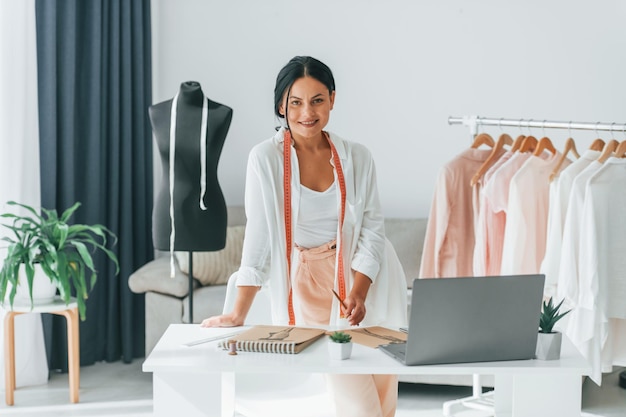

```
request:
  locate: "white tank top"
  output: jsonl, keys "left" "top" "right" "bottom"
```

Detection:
{"left": 295, "top": 181, "right": 338, "bottom": 249}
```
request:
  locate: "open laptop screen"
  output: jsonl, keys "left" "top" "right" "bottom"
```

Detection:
{"left": 381, "top": 274, "right": 545, "bottom": 366}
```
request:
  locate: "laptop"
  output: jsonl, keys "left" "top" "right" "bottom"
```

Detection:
{"left": 379, "top": 274, "right": 545, "bottom": 366}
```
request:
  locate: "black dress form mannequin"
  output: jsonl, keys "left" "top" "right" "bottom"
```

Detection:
{"left": 149, "top": 81, "right": 233, "bottom": 322}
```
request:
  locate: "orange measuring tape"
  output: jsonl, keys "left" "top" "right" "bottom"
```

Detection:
{"left": 283, "top": 129, "right": 347, "bottom": 325}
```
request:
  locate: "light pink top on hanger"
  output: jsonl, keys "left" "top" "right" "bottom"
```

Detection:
{"left": 500, "top": 151, "right": 570, "bottom": 276}
{"left": 419, "top": 148, "right": 495, "bottom": 278}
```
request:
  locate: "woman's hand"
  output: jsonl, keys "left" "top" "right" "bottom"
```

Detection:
{"left": 343, "top": 271, "right": 373, "bottom": 326}
{"left": 200, "top": 285, "right": 260, "bottom": 328}
{"left": 343, "top": 294, "right": 366, "bottom": 326}
{"left": 200, "top": 313, "right": 244, "bottom": 328}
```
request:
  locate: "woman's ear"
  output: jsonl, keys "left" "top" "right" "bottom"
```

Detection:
{"left": 329, "top": 90, "right": 336, "bottom": 110}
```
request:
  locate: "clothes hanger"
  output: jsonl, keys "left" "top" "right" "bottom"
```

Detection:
{"left": 605, "top": 123, "right": 625, "bottom": 157}
{"left": 596, "top": 139, "right": 619, "bottom": 163}
{"left": 519, "top": 136, "right": 537, "bottom": 153}
{"left": 510, "top": 134, "right": 526, "bottom": 152}
{"left": 589, "top": 122, "right": 606, "bottom": 152}
{"left": 614, "top": 140, "right": 626, "bottom": 158}
{"left": 510, "top": 118, "right": 526, "bottom": 152}
{"left": 549, "top": 123, "right": 579, "bottom": 182}
{"left": 470, "top": 132, "right": 495, "bottom": 149}
{"left": 533, "top": 137, "right": 556, "bottom": 156}
{"left": 533, "top": 121, "right": 556, "bottom": 156}
{"left": 566, "top": 138, "right": 580, "bottom": 159}
{"left": 516, "top": 119, "right": 537, "bottom": 152}
{"left": 470, "top": 120, "right": 513, "bottom": 186}
{"left": 589, "top": 139, "right": 605, "bottom": 151}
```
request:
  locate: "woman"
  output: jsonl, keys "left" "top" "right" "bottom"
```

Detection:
{"left": 202, "top": 56, "right": 407, "bottom": 417}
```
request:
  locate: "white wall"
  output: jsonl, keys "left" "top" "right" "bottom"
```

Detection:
{"left": 151, "top": 0, "right": 626, "bottom": 218}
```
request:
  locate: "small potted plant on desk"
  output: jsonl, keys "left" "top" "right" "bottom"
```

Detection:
{"left": 536, "top": 296, "right": 571, "bottom": 360}
{"left": 328, "top": 330, "right": 353, "bottom": 360}
{"left": 0, "top": 201, "right": 119, "bottom": 320}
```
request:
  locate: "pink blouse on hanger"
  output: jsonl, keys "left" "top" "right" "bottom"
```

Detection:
{"left": 500, "top": 151, "right": 569, "bottom": 276}
{"left": 419, "top": 148, "right": 495, "bottom": 278}
{"left": 480, "top": 152, "right": 532, "bottom": 275}
{"left": 473, "top": 151, "right": 513, "bottom": 276}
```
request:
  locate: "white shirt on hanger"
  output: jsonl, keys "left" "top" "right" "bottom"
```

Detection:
{"left": 575, "top": 157, "right": 626, "bottom": 384}
{"left": 556, "top": 161, "right": 603, "bottom": 309}
{"left": 541, "top": 150, "right": 600, "bottom": 295}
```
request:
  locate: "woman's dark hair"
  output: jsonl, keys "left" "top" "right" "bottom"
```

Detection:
{"left": 274, "top": 56, "right": 336, "bottom": 119}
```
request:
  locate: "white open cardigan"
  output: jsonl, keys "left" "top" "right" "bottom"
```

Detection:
{"left": 234, "top": 128, "right": 407, "bottom": 328}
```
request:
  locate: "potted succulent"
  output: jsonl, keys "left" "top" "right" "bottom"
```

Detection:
{"left": 0, "top": 201, "right": 119, "bottom": 320}
{"left": 328, "top": 330, "right": 353, "bottom": 360}
{"left": 536, "top": 296, "right": 571, "bottom": 360}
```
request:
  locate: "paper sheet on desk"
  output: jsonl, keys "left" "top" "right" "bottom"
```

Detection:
{"left": 333, "top": 326, "right": 407, "bottom": 348}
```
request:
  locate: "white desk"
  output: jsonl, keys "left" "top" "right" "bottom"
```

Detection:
{"left": 143, "top": 324, "right": 590, "bottom": 417}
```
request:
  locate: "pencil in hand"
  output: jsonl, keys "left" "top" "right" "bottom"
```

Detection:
{"left": 331, "top": 289, "right": 348, "bottom": 317}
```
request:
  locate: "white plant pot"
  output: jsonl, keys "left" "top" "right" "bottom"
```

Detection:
{"left": 536, "top": 331, "right": 563, "bottom": 360}
{"left": 328, "top": 341, "right": 352, "bottom": 360}
{"left": 14, "top": 264, "right": 57, "bottom": 304}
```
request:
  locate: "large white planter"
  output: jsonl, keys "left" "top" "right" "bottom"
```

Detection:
{"left": 536, "top": 332, "right": 562, "bottom": 360}
{"left": 328, "top": 341, "right": 352, "bottom": 360}
{"left": 15, "top": 264, "right": 57, "bottom": 304}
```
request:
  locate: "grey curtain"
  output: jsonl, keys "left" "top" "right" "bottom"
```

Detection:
{"left": 35, "top": 0, "right": 153, "bottom": 369}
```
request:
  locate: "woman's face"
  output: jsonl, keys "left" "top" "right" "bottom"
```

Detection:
{"left": 280, "top": 76, "right": 335, "bottom": 141}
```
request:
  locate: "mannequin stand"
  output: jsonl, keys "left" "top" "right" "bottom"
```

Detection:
{"left": 188, "top": 251, "right": 194, "bottom": 323}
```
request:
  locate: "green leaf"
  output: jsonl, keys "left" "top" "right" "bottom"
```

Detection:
{"left": 0, "top": 200, "right": 119, "bottom": 321}
{"left": 538, "top": 296, "right": 571, "bottom": 333}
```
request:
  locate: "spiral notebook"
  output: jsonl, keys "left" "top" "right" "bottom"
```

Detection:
{"left": 219, "top": 325, "right": 326, "bottom": 354}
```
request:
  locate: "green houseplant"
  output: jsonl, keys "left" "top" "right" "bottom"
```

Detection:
{"left": 0, "top": 201, "right": 119, "bottom": 320}
{"left": 536, "top": 296, "right": 571, "bottom": 360}
{"left": 329, "top": 331, "right": 352, "bottom": 344}
{"left": 328, "top": 331, "right": 353, "bottom": 360}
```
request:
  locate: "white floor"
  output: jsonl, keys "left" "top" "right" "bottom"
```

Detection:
{"left": 0, "top": 359, "right": 623, "bottom": 416}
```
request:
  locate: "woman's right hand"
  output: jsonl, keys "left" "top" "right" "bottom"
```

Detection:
{"left": 200, "top": 313, "right": 243, "bottom": 327}
{"left": 200, "top": 313, "right": 244, "bottom": 328}
{"left": 201, "top": 285, "right": 260, "bottom": 328}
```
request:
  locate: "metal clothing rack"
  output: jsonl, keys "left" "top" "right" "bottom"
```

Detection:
{"left": 448, "top": 115, "right": 626, "bottom": 141}
{"left": 442, "top": 115, "right": 626, "bottom": 417}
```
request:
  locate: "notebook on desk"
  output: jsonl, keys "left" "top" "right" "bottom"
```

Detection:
{"left": 379, "top": 274, "right": 545, "bottom": 366}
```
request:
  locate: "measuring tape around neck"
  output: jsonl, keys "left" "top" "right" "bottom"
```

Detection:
{"left": 283, "top": 129, "right": 347, "bottom": 325}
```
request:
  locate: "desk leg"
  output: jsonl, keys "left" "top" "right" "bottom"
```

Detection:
{"left": 4, "top": 312, "right": 16, "bottom": 406}
{"left": 222, "top": 372, "right": 235, "bottom": 417}
{"left": 495, "top": 374, "right": 581, "bottom": 417}
{"left": 153, "top": 372, "right": 231, "bottom": 417}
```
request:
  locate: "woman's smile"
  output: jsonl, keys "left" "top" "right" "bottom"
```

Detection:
{"left": 280, "top": 76, "right": 335, "bottom": 142}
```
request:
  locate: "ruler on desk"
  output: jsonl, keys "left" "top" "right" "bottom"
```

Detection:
{"left": 183, "top": 330, "right": 244, "bottom": 347}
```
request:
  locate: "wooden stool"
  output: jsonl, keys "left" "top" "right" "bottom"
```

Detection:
{"left": 3, "top": 297, "right": 79, "bottom": 405}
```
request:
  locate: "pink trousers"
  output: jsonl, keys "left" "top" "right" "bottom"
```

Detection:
{"left": 294, "top": 240, "right": 398, "bottom": 417}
